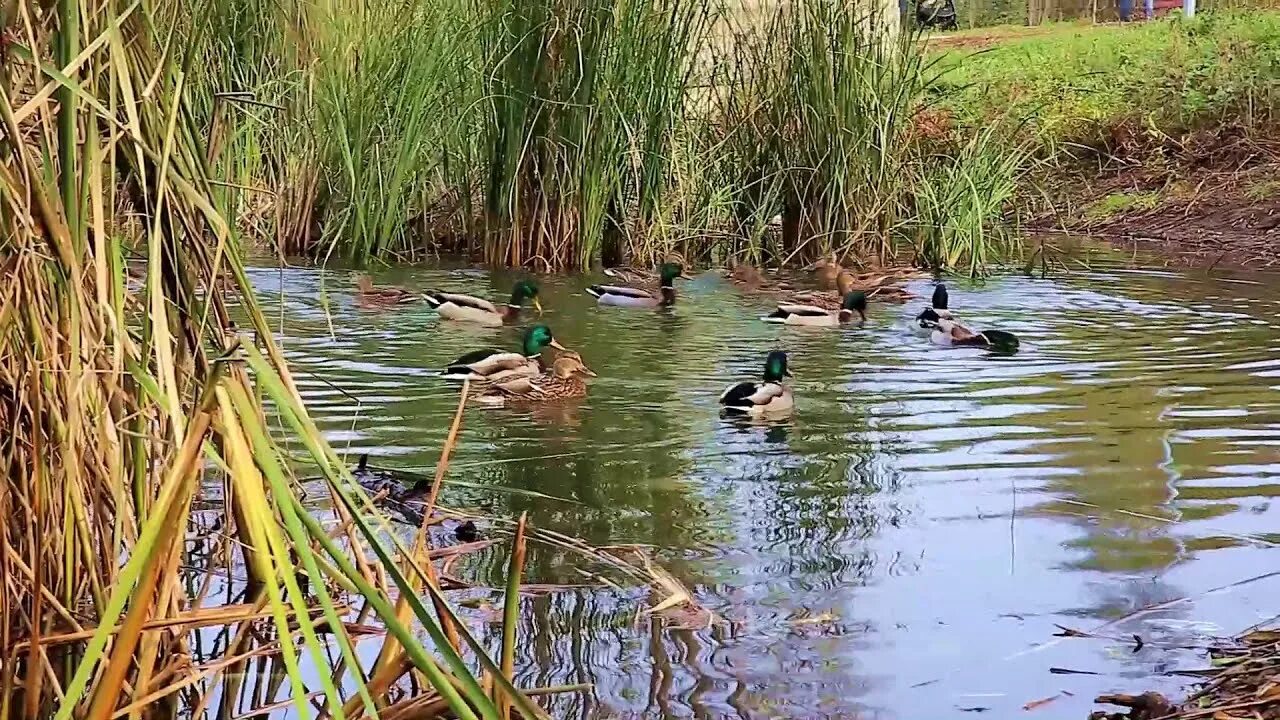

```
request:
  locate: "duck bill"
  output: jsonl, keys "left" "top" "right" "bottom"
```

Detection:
{"left": 549, "top": 339, "right": 567, "bottom": 351}
{"left": 533, "top": 298, "right": 544, "bottom": 316}
{"left": 582, "top": 367, "right": 598, "bottom": 377}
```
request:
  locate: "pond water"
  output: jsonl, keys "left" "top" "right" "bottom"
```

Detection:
{"left": 244, "top": 249, "right": 1280, "bottom": 719}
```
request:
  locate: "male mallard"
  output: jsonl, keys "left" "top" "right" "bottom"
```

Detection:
{"left": 355, "top": 274, "right": 417, "bottom": 305}
{"left": 719, "top": 351, "right": 795, "bottom": 417}
{"left": 424, "top": 280, "right": 542, "bottom": 327}
{"left": 762, "top": 291, "right": 867, "bottom": 327}
{"left": 912, "top": 284, "right": 956, "bottom": 335}
{"left": 587, "top": 262, "right": 688, "bottom": 307}
{"left": 441, "top": 324, "right": 565, "bottom": 383}
{"left": 917, "top": 308, "right": 1019, "bottom": 352}
{"left": 475, "top": 351, "right": 596, "bottom": 406}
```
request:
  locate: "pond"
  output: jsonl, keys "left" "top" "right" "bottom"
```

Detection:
{"left": 243, "top": 249, "right": 1280, "bottom": 719}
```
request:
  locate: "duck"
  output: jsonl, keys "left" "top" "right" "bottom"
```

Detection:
{"left": 913, "top": 283, "right": 956, "bottom": 333}
{"left": 916, "top": 308, "right": 1019, "bottom": 352}
{"left": 423, "top": 280, "right": 542, "bottom": 327}
{"left": 355, "top": 274, "right": 418, "bottom": 305}
{"left": 786, "top": 268, "right": 858, "bottom": 309}
{"left": 719, "top": 351, "right": 795, "bottom": 417}
{"left": 441, "top": 324, "right": 566, "bottom": 383}
{"left": 587, "top": 262, "right": 689, "bottom": 307}
{"left": 475, "top": 351, "right": 597, "bottom": 406}
{"left": 803, "top": 253, "right": 843, "bottom": 290}
{"left": 762, "top": 291, "right": 867, "bottom": 327}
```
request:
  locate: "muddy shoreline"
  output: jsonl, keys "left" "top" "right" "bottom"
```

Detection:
{"left": 1029, "top": 142, "right": 1280, "bottom": 272}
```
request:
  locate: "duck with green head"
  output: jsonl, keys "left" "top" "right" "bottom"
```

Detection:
{"left": 587, "top": 263, "right": 689, "bottom": 307}
{"left": 441, "top": 324, "right": 565, "bottom": 383}
{"left": 762, "top": 290, "right": 867, "bottom": 327}
{"left": 424, "top": 280, "right": 542, "bottom": 327}
{"left": 719, "top": 351, "right": 795, "bottom": 417}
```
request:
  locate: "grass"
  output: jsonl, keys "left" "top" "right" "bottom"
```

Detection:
{"left": 1084, "top": 191, "right": 1163, "bottom": 220}
{"left": 170, "top": 0, "right": 1030, "bottom": 272}
{"left": 0, "top": 0, "right": 584, "bottom": 716}
{"left": 934, "top": 11, "right": 1280, "bottom": 154}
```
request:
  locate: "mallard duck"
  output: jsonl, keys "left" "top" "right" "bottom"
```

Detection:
{"left": 441, "top": 324, "right": 565, "bottom": 383}
{"left": 587, "top": 262, "right": 688, "bottom": 307}
{"left": 762, "top": 291, "right": 867, "bottom": 326}
{"left": 803, "top": 253, "right": 843, "bottom": 290}
{"left": 916, "top": 308, "right": 1019, "bottom": 352}
{"left": 475, "top": 351, "right": 596, "bottom": 406}
{"left": 423, "top": 280, "right": 542, "bottom": 327}
{"left": 719, "top": 351, "right": 795, "bottom": 417}
{"left": 355, "top": 274, "right": 417, "bottom": 305}
{"left": 787, "top": 269, "right": 857, "bottom": 310}
{"left": 913, "top": 284, "right": 956, "bottom": 335}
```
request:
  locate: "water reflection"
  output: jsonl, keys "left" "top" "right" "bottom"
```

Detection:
{"left": 227, "top": 250, "right": 1280, "bottom": 719}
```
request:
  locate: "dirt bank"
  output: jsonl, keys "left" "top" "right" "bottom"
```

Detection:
{"left": 1029, "top": 136, "right": 1280, "bottom": 271}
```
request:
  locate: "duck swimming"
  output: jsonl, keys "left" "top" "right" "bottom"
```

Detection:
{"left": 587, "top": 263, "right": 689, "bottom": 307}
{"left": 441, "top": 324, "right": 565, "bottom": 383}
{"left": 917, "top": 308, "right": 1019, "bottom": 352}
{"left": 355, "top": 274, "right": 417, "bottom": 305}
{"left": 475, "top": 351, "right": 597, "bottom": 406}
{"left": 719, "top": 351, "right": 795, "bottom": 417}
{"left": 762, "top": 291, "right": 867, "bottom": 326}
{"left": 424, "top": 280, "right": 542, "bottom": 327}
{"left": 914, "top": 284, "right": 955, "bottom": 334}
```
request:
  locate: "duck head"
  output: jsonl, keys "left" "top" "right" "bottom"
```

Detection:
{"left": 552, "top": 352, "right": 597, "bottom": 379}
{"left": 839, "top": 291, "right": 868, "bottom": 322}
{"left": 764, "top": 350, "right": 792, "bottom": 383}
{"left": 931, "top": 284, "right": 948, "bottom": 310}
{"left": 658, "top": 262, "right": 689, "bottom": 288}
{"left": 522, "top": 324, "right": 565, "bottom": 357}
{"left": 510, "top": 280, "right": 542, "bottom": 315}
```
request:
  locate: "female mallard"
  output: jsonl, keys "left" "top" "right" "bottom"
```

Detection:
{"left": 917, "top": 308, "right": 1019, "bottom": 352}
{"left": 424, "top": 280, "right": 542, "bottom": 327}
{"left": 476, "top": 352, "right": 596, "bottom": 406}
{"left": 762, "top": 291, "right": 867, "bottom": 327}
{"left": 719, "top": 351, "right": 795, "bottom": 417}
{"left": 355, "top": 274, "right": 417, "bottom": 305}
{"left": 803, "top": 253, "right": 844, "bottom": 290}
{"left": 786, "top": 269, "right": 857, "bottom": 310}
{"left": 441, "top": 324, "right": 565, "bottom": 383}
{"left": 587, "top": 262, "right": 688, "bottom": 307}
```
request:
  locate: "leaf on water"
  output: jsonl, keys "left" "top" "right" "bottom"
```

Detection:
{"left": 1022, "top": 694, "right": 1061, "bottom": 711}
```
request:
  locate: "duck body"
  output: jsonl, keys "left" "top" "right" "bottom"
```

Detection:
{"left": 917, "top": 309, "right": 1019, "bottom": 352}
{"left": 441, "top": 324, "right": 565, "bottom": 382}
{"left": 424, "top": 281, "right": 541, "bottom": 327}
{"left": 719, "top": 351, "right": 795, "bottom": 417}
{"left": 762, "top": 291, "right": 867, "bottom": 327}
{"left": 476, "top": 352, "right": 596, "bottom": 406}
{"left": 355, "top": 274, "right": 417, "bottom": 305}
{"left": 588, "top": 263, "right": 686, "bottom": 308}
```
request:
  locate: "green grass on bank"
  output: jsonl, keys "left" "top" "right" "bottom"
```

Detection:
{"left": 935, "top": 12, "right": 1280, "bottom": 153}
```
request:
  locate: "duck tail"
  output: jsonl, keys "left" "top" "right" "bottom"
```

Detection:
{"left": 585, "top": 286, "right": 603, "bottom": 298}
{"left": 422, "top": 292, "right": 443, "bottom": 308}
{"left": 759, "top": 309, "right": 788, "bottom": 323}
{"left": 981, "top": 329, "right": 1020, "bottom": 353}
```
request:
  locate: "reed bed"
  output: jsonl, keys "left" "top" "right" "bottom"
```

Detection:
{"left": 178, "top": 0, "right": 1028, "bottom": 273}
{"left": 1, "top": 0, "right": 714, "bottom": 716}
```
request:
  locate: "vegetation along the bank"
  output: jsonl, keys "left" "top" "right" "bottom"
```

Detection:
{"left": 178, "top": 0, "right": 1041, "bottom": 272}
{"left": 1, "top": 0, "right": 710, "bottom": 716}
{"left": 934, "top": 12, "right": 1280, "bottom": 266}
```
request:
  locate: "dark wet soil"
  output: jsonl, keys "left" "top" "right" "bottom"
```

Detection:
{"left": 1031, "top": 134, "right": 1280, "bottom": 271}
